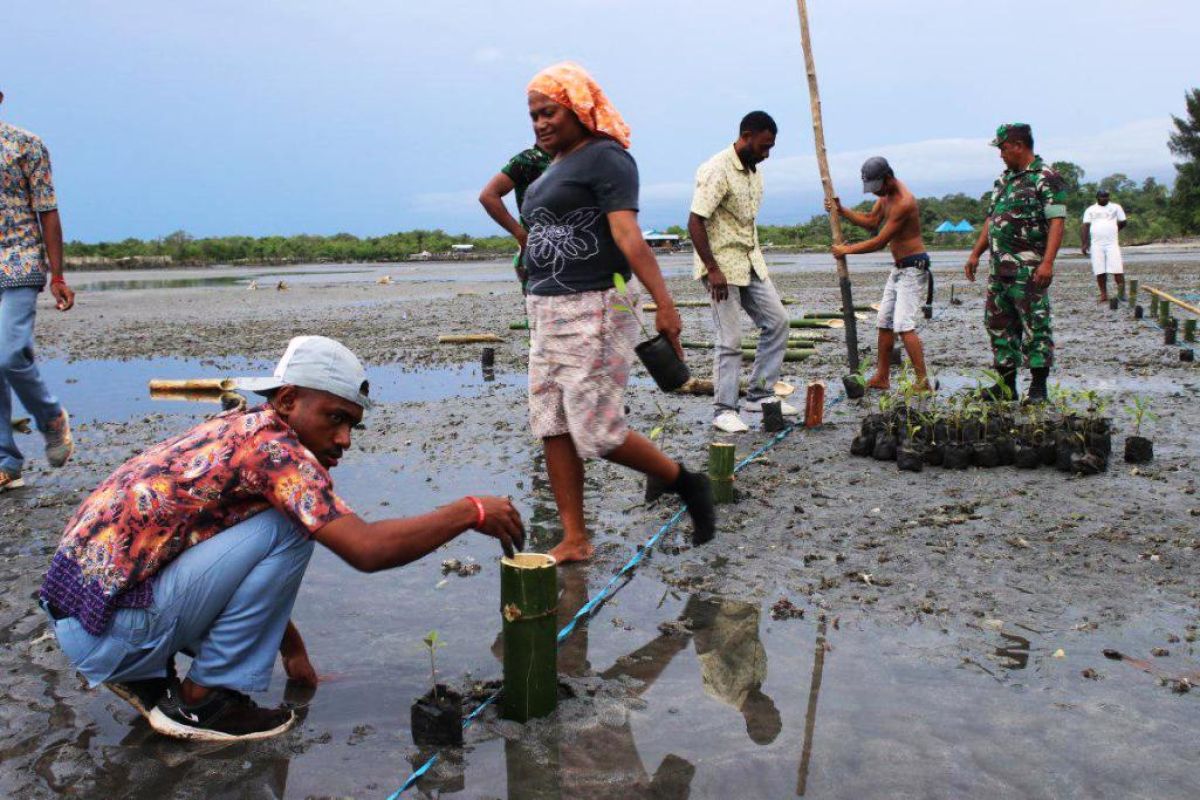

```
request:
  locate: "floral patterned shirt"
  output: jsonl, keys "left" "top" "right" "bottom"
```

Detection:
{"left": 1, "top": 121, "right": 57, "bottom": 290}
{"left": 690, "top": 145, "right": 768, "bottom": 287}
{"left": 41, "top": 405, "right": 353, "bottom": 635}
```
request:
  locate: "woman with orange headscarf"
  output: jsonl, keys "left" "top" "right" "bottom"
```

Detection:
{"left": 520, "top": 62, "right": 714, "bottom": 563}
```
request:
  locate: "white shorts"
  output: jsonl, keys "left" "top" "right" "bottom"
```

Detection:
{"left": 1090, "top": 241, "right": 1123, "bottom": 275}
{"left": 876, "top": 267, "right": 928, "bottom": 333}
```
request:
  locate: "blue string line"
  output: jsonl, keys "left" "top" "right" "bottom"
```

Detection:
{"left": 387, "top": 389, "right": 845, "bottom": 797}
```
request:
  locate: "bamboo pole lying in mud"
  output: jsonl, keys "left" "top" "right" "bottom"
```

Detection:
{"left": 641, "top": 301, "right": 874, "bottom": 313}
{"left": 437, "top": 334, "right": 506, "bottom": 344}
{"left": 746, "top": 349, "right": 812, "bottom": 362}
{"left": 1145, "top": 286, "right": 1200, "bottom": 318}
{"left": 150, "top": 389, "right": 241, "bottom": 405}
{"left": 501, "top": 553, "right": 558, "bottom": 723}
{"left": 681, "top": 339, "right": 816, "bottom": 351}
{"left": 148, "top": 378, "right": 235, "bottom": 393}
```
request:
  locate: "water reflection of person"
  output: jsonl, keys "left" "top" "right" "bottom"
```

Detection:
{"left": 682, "top": 596, "right": 781, "bottom": 746}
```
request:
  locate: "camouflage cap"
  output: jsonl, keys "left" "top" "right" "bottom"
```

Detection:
{"left": 990, "top": 123, "right": 1032, "bottom": 147}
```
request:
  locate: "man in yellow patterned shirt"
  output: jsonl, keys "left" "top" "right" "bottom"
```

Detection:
{"left": 688, "top": 112, "right": 794, "bottom": 433}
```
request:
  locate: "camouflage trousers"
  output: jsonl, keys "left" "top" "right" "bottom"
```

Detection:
{"left": 984, "top": 267, "right": 1054, "bottom": 369}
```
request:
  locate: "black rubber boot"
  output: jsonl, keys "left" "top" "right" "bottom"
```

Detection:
{"left": 982, "top": 365, "right": 1018, "bottom": 402}
{"left": 1027, "top": 367, "right": 1050, "bottom": 402}
{"left": 669, "top": 465, "right": 715, "bottom": 546}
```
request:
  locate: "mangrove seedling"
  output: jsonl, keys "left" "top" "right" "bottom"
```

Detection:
{"left": 612, "top": 273, "right": 653, "bottom": 340}
{"left": 1126, "top": 395, "right": 1155, "bottom": 438}
{"left": 422, "top": 629, "right": 445, "bottom": 692}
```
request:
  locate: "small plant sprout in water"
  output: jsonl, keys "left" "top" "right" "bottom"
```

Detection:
{"left": 1126, "top": 395, "right": 1155, "bottom": 437}
{"left": 422, "top": 629, "right": 445, "bottom": 692}
{"left": 611, "top": 273, "right": 653, "bottom": 340}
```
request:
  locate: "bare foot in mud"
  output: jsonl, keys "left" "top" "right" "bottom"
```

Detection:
{"left": 866, "top": 376, "right": 890, "bottom": 392}
{"left": 549, "top": 538, "right": 594, "bottom": 564}
{"left": 912, "top": 379, "right": 934, "bottom": 394}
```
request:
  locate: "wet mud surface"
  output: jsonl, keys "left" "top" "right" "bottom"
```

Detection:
{"left": 2, "top": 249, "right": 1199, "bottom": 798}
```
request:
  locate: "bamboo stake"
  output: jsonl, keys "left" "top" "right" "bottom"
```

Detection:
{"left": 1128, "top": 279, "right": 1138, "bottom": 305}
{"left": 437, "top": 334, "right": 505, "bottom": 344}
{"left": 745, "top": 349, "right": 812, "bottom": 362}
{"left": 796, "top": 0, "right": 859, "bottom": 372}
{"left": 1146, "top": 286, "right": 1200, "bottom": 318}
{"left": 148, "top": 378, "right": 235, "bottom": 392}
{"left": 796, "top": 616, "right": 828, "bottom": 796}
{"left": 501, "top": 553, "right": 558, "bottom": 722}
{"left": 708, "top": 442, "right": 736, "bottom": 504}
{"left": 1184, "top": 318, "right": 1196, "bottom": 343}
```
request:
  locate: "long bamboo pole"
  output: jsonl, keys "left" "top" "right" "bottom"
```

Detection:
{"left": 796, "top": 0, "right": 860, "bottom": 372}
{"left": 1146, "top": 286, "right": 1200, "bottom": 317}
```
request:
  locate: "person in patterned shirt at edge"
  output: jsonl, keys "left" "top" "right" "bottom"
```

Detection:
{"left": 479, "top": 144, "right": 551, "bottom": 290}
{"left": 39, "top": 336, "right": 525, "bottom": 742}
{"left": 689, "top": 112, "right": 799, "bottom": 434}
{"left": 964, "top": 123, "right": 1067, "bottom": 403}
{"left": 0, "top": 89, "right": 76, "bottom": 491}
{"left": 521, "top": 62, "right": 714, "bottom": 563}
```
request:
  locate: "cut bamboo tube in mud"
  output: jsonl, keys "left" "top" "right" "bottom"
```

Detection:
{"left": 1185, "top": 318, "right": 1197, "bottom": 343}
{"left": 745, "top": 349, "right": 812, "bottom": 362}
{"left": 437, "top": 334, "right": 505, "bottom": 344}
{"left": 148, "top": 378, "right": 235, "bottom": 393}
{"left": 1128, "top": 279, "right": 1139, "bottom": 305}
{"left": 501, "top": 553, "right": 558, "bottom": 723}
{"left": 150, "top": 390, "right": 245, "bottom": 407}
{"left": 1145, "top": 286, "right": 1200, "bottom": 318}
{"left": 508, "top": 320, "right": 530, "bottom": 330}
{"left": 708, "top": 442, "right": 736, "bottom": 504}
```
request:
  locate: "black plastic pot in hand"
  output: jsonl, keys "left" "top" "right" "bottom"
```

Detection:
{"left": 412, "top": 685, "right": 464, "bottom": 747}
{"left": 635, "top": 334, "right": 691, "bottom": 392}
{"left": 943, "top": 443, "right": 971, "bottom": 469}
{"left": 1124, "top": 435, "right": 1154, "bottom": 463}
{"left": 1014, "top": 444, "right": 1041, "bottom": 469}
{"left": 843, "top": 375, "right": 865, "bottom": 399}
{"left": 850, "top": 431, "right": 876, "bottom": 457}
{"left": 873, "top": 434, "right": 898, "bottom": 461}
{"left": 896, "top": 444, "right": 924, "bottom": 472}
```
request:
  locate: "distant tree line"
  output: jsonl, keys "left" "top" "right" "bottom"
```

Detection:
{"left": 66, "top": 89, "right": 1200, "bottom": 265}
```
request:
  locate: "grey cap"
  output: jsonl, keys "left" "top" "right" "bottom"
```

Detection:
{"left": 861, "top": 156, "right": 893, "bottom": 193}
{"left": 237, "top": 335, "right": 372, "bottom": 409}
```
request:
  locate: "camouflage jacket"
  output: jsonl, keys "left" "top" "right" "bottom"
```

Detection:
{"left": 985, "top": 156, "right": 1067, "bottom": 278}
{"left": 500, "top": 145, "right": 551, "bottom": 224}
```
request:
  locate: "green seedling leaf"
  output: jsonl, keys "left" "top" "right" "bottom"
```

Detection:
{"left": 613, "top": 304, "right": 632, "bottom": 313}
{"left": 613, "top": 273, "right": 628, "bottom": 294}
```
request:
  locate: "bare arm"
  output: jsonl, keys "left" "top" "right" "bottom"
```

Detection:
{"left": 38, "top": 209, "right": 74, "bottom": 311}
{"left": 1080, "top": 222, "right": 1091, "bottom": 254}
{"left": 608, "top": 209, "right": 683, "bottom": 356}
{"left": 688, "top": 211, "right": 728, "bottom": 301}
{"left": 478, "top": 173, "right": 526, "bottom": 245}
{"left": 825, "top": 196, "right": 882, "bottom": 230}
{"left": 314, "top": 496, "right": 524, "bottom": 573}
{"left": 964, "top": 221, "right": 990, "bottom": 282}
{"left": 835, "top": 204, "right": 907, "bottom": 256}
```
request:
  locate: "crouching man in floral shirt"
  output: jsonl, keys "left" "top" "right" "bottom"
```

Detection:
{"left": 39, "top": 336, "right": 524, "bottom": 741}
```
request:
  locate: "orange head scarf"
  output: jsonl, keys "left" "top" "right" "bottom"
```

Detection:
{"left": 526, "top": 62, "right": 632, "bottom": 150}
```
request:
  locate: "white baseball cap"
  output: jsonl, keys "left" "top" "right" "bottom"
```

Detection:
{"left": 237, "top": 335, "right": 372, "bottom": 410}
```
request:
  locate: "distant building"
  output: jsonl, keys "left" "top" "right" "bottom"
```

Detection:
{"left": 408, "top": 250, "right": 433, "bottom": 261}
{"left": 450, "top": 243, "right": 475, "bottom": 252}
{"left": 642, "top": 229, "right": 681, "bottom": 251}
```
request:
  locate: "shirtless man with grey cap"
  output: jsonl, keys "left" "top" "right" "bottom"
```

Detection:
{"left": 826, "top": 157, "right": 932, "bottom": 391}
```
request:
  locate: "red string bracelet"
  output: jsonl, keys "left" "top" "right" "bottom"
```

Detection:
{"left": 465, "top": 496, "right": 486, "bottom": 529}
{"left": 51, "top": 275, "right": 67, "bottom": 285}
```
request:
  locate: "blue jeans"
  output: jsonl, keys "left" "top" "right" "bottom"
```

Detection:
{"left": 707, "top": 272, "right": 789, "bottom": 413}
{"left": 51, "top": 509, "right": 314, "bottom": 692}
{"left": 0, "top": 286, "right": 62, "bottom": 473}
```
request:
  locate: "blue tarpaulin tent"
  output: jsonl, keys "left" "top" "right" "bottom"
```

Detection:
{"left": 953, "top": 220, "right": 975, "bottom": 233}
{"left": 934, "top": 220, "right": 956, "bottom": 234}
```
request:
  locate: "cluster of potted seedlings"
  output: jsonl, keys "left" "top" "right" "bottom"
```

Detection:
{"left": 849, "top": 370, "right": 1156, "bottom": 474}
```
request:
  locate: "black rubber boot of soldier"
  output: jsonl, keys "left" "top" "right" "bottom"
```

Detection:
{"left": 1027, "top": 367, "right": 1050, "bottom": 402}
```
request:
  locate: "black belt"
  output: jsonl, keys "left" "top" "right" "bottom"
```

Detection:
{"left": 42, "top": 600, "right": 69, "bottom": 621}
{"left": 893, "top": 254, "right": 935, "bottom": 319}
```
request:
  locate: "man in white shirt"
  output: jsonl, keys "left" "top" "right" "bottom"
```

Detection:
{"left": 1081, "top": 190, "right": 1127, "bottom": 303}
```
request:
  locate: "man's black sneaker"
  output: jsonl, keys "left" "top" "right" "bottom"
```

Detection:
{"left": 106, "top": 677, "right": 172, "bottom": 721}
{"left": 670, "top": 465, "right": 716, "bottom": 546}
{"left": 149, "top": 683, "right": 296, "bottom": 741}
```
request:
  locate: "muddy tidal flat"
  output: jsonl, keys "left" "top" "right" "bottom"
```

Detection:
{"left": 3, "top": 248, "right": 1199, "bottom": 799}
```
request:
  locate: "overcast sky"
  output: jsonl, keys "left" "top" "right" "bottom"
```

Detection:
{"left": 4, "top": 0, "right": 1196, "bottom": 241}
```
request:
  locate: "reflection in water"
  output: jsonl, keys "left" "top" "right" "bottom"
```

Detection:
{"left": 797, "top": 617, "right": 828, "bottom": 797}
{"left": 995, "top": 632, "right": 1031, "bottom": 670}
{"left": 682, "top": 596, "right": 782, "bottom": 747}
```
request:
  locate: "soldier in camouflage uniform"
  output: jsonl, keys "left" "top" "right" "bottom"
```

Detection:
{"left": 964, "top": 123, "right": 1067, "bottom": 402}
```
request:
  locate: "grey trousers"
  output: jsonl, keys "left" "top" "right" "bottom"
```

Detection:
{"left": 707, "top": 272, "right": 789, "bottom": 413}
